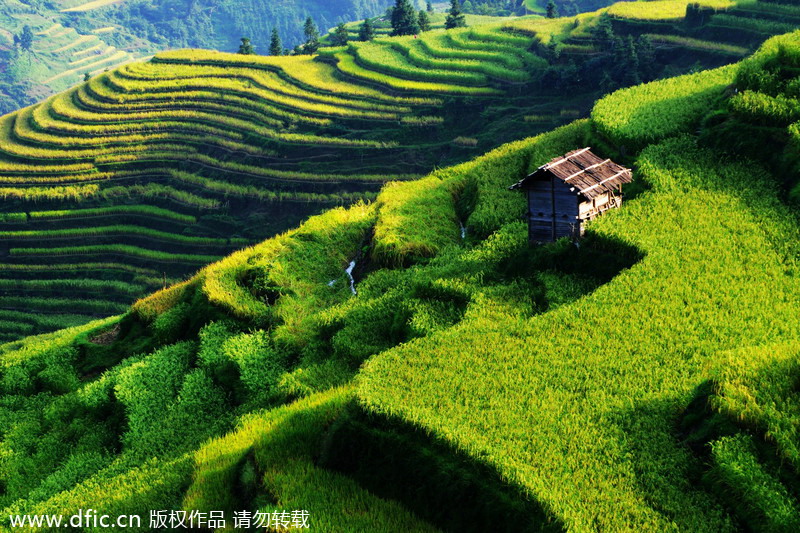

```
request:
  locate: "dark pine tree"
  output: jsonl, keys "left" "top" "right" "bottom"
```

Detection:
{"left": 269, "top": 29, "right": 282, "bottom": 56}
{"left": 685, "top": 2, "right": 708, "bottom": 27}
{"left": 636, "top": 34, "right": 657, "bottom": 81}
{"left": 418, "top": 10, "right": 432, "bottom": 32}
{"left": 613, "top": 35, "right": 640, "bottom": 87}
{"left": 359, "top": 19, "right": 376, "bottom": 41}
{"left": 303, "top": 17, "right": 320, "bottom": 54}
{"left": 591, "top": 13, "right": 615, "bottom": 51}
{"left": 332, "top": 23, "right": 349, "bottom": 46}
{"left": 18, "top": 26, "right": 33, "bottom": 51}
{"left": 391, "top": 0, "right": 421, "bottom": 36}
{"left": 427, "top": 0, "right": 434, "bottom": 12}
{"left": 237, "top": 37, "right": 255, "bottom": 55}
{"left": 546, "top": 0, "right": 558, "bottom": 18}
{"left": 445, "top": 0, "right": 467, "bottom": 29}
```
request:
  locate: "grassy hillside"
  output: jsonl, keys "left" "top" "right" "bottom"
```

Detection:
{"left": 2, "top": 0, "right": 798, "bottom": 343}
{"left": 1, "top": 28, "right": 800, "bottom": 531}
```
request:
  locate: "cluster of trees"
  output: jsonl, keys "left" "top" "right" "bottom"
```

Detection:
{"left": 461, "top": 0, "right": 527, "bottom": 16}
{"left": 445, "top": 0, "right": 468, "bottom": 29}
{"left": 389, "top": 0, "right": 467, "bottom": 36}
{"left": 239, "top": 16, "right": 321, "bottom": 56}
{"left": 539, "top": 0, "right": 611, "bottom": 18}
{"left": 251, "top": 0, "right": 474, "bottom": 54}
{"left": 12, "top": 25, "right": 34, "bottom": 51}
{"left": 97, "top": 0, "right": 392, "bottom": 53}
{"left": 109, "top": 0, "right": 216, "bottom": 48}
{"left": 0, "top": 25, "right": 38, "bottom": 113}
{"left": 389, "top": 0, "right": 430, "bottom": 36}
{"left": 540, "top": 16, "right": 659, "bottom": 92}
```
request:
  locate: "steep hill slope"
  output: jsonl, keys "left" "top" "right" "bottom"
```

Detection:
{"left": 0, "top": 0, "right": 395, "bottom": 113}
{"left": 1, "top": 29, "right": 800, "bottom": 531}
{"left": 0, "top": 21, "right": 556, "bottom": 343}
{"left": 2, "top": 0, "right": 798, "bottom": 343}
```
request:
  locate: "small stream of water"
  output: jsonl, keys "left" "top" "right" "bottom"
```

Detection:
{"left": 345, "top": 260, "right": 357, "bottom": 295}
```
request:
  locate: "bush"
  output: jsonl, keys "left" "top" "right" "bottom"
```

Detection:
{"left": 115, "top": 342, "right": 193, "bottom": 452}
{"left": 197, "top": 321, "right": 241, "bottom": 391}
{"left": 222, "top": 331, "right": 288, "bottom": 407}
{"left": 151, "top": 302, "right": 191, "bottom": 344}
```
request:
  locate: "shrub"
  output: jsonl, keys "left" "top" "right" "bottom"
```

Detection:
{"left": 221, "top": 331, "right": 287, "bottom": 406}
{"left": 151, "top": 302, "right": 191, "bottom": 344}
{"left": 114, "top": 342, "right": 193, "bottom": 450}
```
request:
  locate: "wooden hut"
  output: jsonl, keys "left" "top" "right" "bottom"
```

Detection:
{"left": 509, "top": 147, "right": 632, "bottom": 242}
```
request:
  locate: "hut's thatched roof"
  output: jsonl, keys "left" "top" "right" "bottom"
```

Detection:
{"left": 509, "top": 147, "right": 632, "bottom": 199}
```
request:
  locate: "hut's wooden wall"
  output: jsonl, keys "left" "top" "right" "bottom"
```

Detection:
{"left": 553, "top": 178, "right": 580, "bottom": 240}
{"left": 526, "top": 177, "right": 580, "bottom": 242}
{"left": 527, "top": 179, "right": 553, "bottom": 242}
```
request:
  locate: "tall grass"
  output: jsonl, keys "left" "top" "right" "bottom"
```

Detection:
{"left": 592, "top": 64, "right": 737, "bottom": 151}
{"left": 359, "top": 136, "right": 800, "bottom": 531}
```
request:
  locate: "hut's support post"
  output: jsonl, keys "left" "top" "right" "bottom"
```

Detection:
{"left": 550, "top": 176, "right": 556, "bottom": 242}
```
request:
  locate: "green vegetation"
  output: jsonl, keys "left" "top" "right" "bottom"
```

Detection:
{"left": 0, "top": 32, "right": 800, "bottom": 531}
{"left": 3, "top": 11, "right": 800, "bottom": 532}
{"left": 1, "top": 13, "right": 614, "bottom": 340}
{"left": 592, "top": 64, "right": 737, "bottom": 151}
{"left": 446, "top": 0, "right": 469, "bottom": 29}
{"left": 1, "top": 0, "right": 798, "bottom": 348}
{"left": 0, "top": 0, "right": 399, "bottom": 113}
{"left": 390, "top": 0, "right": 421, "bottom": 36}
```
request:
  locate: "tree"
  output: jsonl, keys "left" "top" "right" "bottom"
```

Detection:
{"left": 599, "top": 71, "right": 615, "bottom": 93}
{"left": 83, "top": 72, "right": 91, "bottom": 82}
{"left": 685, "top": 2, "right": 708, "bottom": 27}
{"left": 463, "top": 0, "right": 475, "bottom": 14}
{"left": 418, "top": 10, "right": 431, "bottom": 32}
{"left": 391, "top": 0, "right": 420, "bottom": 36}
{"left": 636, "top": 35, "right": 657, "bottom": 81}
{"left": 546, "top": 0, "right": 558, "bottom": 18}
{"left": 237, "top": 37, "right": 255, "bottom": 55}
{"left": 591, "top": 14, "right": 615, "bottom": 51}
{"left": 269, "top": 29, "right": 282, "bottom": 56}
{"left": 332, "top": 23, "right": 349, "bottom": 46}
{"left": 303, "top": 17, "right": 320, "bottom": 54}
{"left": 427, "top": 1, "right": 434, "bottom": 12}
{"left": 359, "top": 19, "right": 375, "bottom": 41}
{"left": 613, "top": 35, "right": 640, "bottom": 87}
{"left": 445, "top": 0, "right": 467, "bottom": 29}
{"left": 17, "top": 25, "right": 33, "bottom": 51}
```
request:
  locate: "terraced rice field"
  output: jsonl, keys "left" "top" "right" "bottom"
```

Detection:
{"left": 318, "top": 24, "right": 542, "bottom": 94}
{"left": 0, "top": 23, "right": 554, "bottom": 342}
{"left": 59, "top": 0, "right": 126, "bottom": 13}
{"left": 5, "top": 0, "right": 792, "bottom": 342}
{"left": 507, "top": 0, "right": 800, "bottom": 59}
{"left": 32, "top": 23, "right": 139, "bottom": 90}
